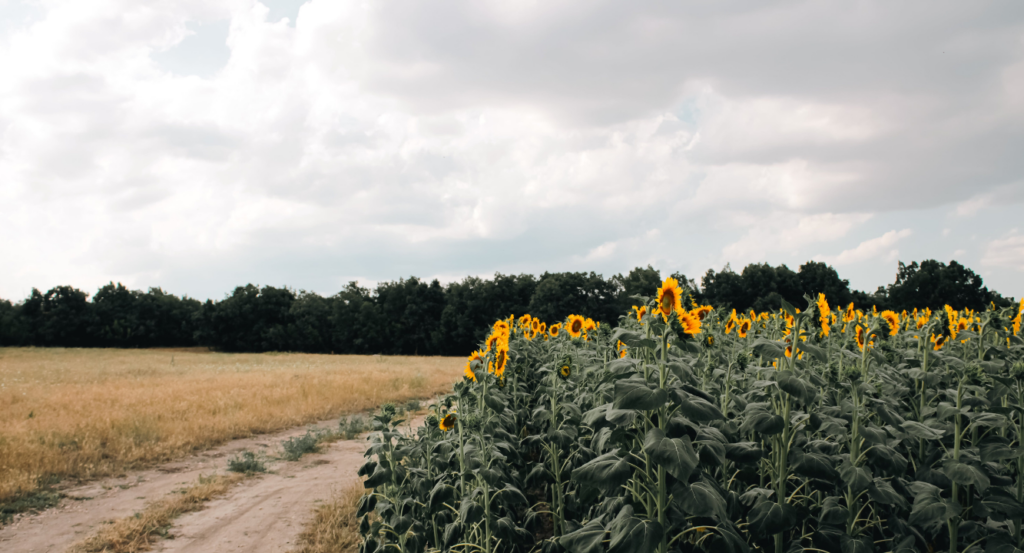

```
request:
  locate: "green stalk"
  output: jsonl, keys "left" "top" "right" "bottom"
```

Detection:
{"left": 657, "top": 330, "right": 670, "bottom": 553}
{"left": 549, "top": 389, "right": 564, "bottom": 536}
{"left": 948, "top": 376, "right": 965, "bottom": 553}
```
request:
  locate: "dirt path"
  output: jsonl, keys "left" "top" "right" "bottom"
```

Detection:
{"left": 0, "top": 414, "right": 425, "bottom": 553}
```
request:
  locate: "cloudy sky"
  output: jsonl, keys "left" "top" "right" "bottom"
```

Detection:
{"left": 1, "top": 0, "right": 1023, "bottom": 301}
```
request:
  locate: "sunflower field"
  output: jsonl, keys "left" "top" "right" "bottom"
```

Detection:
{"left": 357, "top": 277, "right": 1024, "bottom": 553}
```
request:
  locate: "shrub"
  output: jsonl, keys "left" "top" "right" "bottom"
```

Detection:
{"left": 281, "top": 429, "right": 328, "bottom": 461}
{"left": 226, "top": 450, "right": 266, "bottom": 473}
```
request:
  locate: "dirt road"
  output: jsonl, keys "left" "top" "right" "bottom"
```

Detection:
{"left": 0, "top": 414, "right": 424, "bottom": 553}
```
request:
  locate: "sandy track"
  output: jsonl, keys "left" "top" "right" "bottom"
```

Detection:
{"left": 0, "top": 414, "right": 424, "bottom": 553}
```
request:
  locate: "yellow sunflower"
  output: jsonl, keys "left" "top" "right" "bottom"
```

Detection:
{"left": 724, "top": 319, "right": 736, "bottom": 334}
{"left": 464, "top": 350, "right": 484, "bottom": 382}
{"left": 584, "top": 318, "right": 597, "bottom": 332}
{"left": 738, "top": 318, "right": 751, "bottom": 338}
{"left": 490, "top": 347, "right": 508, "bottom": 378}
{"left": 843, "top": 303, "right": 856, "bottom": 323}
{"left": 633, "top": 305, "right": 648, "bottom": 322}
{"left": 566, "top": 315, "right": 586, "bottom": 338}
{"left": 932, "top": 334, "right": 947, "bottom": 351}
{"left": 693, "top": 305, "right": 714, "bottom": 321}
{"left": 558, "top": 363, "right": 572, "bottom": 379}
{"left": 855, "top": 325, "right": 873, "bottom": 351}
{"left": 518, "top": 314, "right": 532, "bottom": 329}
{"left": 880, "top": 310, "right": 900, "bottom": 336}
{"left": 678, "top": 309, "right": 702, "bottom": 335}
{"left": 656, "top": 277, "right": 685, "bottom": 322}
{"left": 549, "top": 323, "right": 561, "bottom": 337}
{"left": 439, "top": 413, "right": 457, "bottom": 432}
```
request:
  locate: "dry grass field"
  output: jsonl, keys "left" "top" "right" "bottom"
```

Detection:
{"left": 0, "top": 347, "right": 463, "bottom": 506}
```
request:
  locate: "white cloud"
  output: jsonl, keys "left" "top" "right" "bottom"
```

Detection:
{"left": 1, "top": 1, "right": 1024, "bottom": 299}
{"left": 816, "top": 229, "right": 913, "bottom": 266}
{"left": 982, "top": 232, "right": 1024, "bottom": 271}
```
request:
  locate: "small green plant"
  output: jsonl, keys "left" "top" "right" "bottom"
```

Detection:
{"left": 281, "top": 429, "right": 328, "bottom": 461}
{"left": 339, "top": 415, "right": 369, "bottom": 440}
{"left": 227, "top": 450, "right": 266, "bottom": 473}
{"left": 403, "top": 399, "right": 421, "bottom": 412}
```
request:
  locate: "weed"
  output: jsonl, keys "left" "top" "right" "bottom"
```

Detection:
{"left": 0, "top": 487, "right": 63, "bottom": 524}
{"left": 281, "top": 429, "right": 328, "bottom": 461}
{"left": 226, "top": 450, "right": 266, "bottom": 474}
{"left": 338, "top": 415, "right": 369, "bottom": 440}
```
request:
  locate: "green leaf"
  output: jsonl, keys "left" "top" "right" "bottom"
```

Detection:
{"left": 363, "top": 464, "right": 391, "bottom": 488}
{"left": 559, "top": 518, "right": 607, "bottom": 553}
{"left": 840, "top": 534, "right": 873, "bottom": 553}
{"left": 725, "top": 442, "right": 764, "bottom": 463}
{"left": 977, "top": 489, "right": 1024, "bottom": 519}
{"left": 572, "top": 450, "right": 632, "bottom": 493}
{"left": 674, "top": 390, "right": 725, "bottom": 422}
{"left": 443, "top": 522, "right": 463, "bottom": 550}
{"left": 980, "top": 442, "right": 1024, "bottom": 462}
{"left": 747, "top": 500, "right": 797, "bottom": 537}
{"left": 908, "top": 488, "right": 960, "bottom": 530}
{"left": 614, "top": 377, "right": 668, "bottom": 410}
{"left": 839, "top": 461, "right": 872, "bottom": 493}
{"left": 777, "top": 370, "right": 817, "bottom": 404}
{"left": 428, "top": 482, "right": 454, "bottom": 511}
{"left": 817, "top": 496, "right": 846, "bottom": 526}
{"left": 792, "top": 451, "right": 838, "bottom": 480}
{"left": 643, "top": 428, "right": 699, "bottom": 481}
{"left": 484, "top": 394, "right": 506, "bottom": 414}
{"left": 900, "top": 421, "right": 945, "bottom": 440}
{"left": 677, "top": 481, "right": 728, "bottom": 520}
{"left": 751, "top": 338, "right": 786, "bottom": 359}
{"left": 607, "top": 505, "right": 664, "bottom": 553}
{"left": 739, "top": 411, "right": 785, "bottom": 436}
{"left": 941, "top": 459, "right": 990, "bottom": 491}
{"left": 868, "top": 479, "right": 909, "bottom": 510}
{"left": 459, "top": 499, "right": 483, "bottom": 524}
{"left": 611, "top": 328, "right": 657, "bottom": 349}
{"left": 796, "top": 342, "right": 828, "bottom": 363}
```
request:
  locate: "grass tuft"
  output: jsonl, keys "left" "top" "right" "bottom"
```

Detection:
{"left": 281, "top": 429, "right": 329, "bottom": 461}
{"left": 226, "top": 450, "right": 267, "bottom": 474}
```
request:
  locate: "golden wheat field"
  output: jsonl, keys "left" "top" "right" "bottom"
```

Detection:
{"left": 0, "top": 347, "right": 463, "bottom": 504}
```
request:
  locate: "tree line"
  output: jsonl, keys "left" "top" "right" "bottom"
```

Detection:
{"left": 0, "top": 260, "right": 1011, "bottom": 355}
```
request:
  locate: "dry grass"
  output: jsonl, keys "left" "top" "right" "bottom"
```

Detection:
{"left": 0, "top": 347, "right": 462, "bottom": 505}
{"left": 69, "top": 472, "right": 246, "bottom": 553}
{"left": 292, "top": 480, "right": 366, "bottom": 553}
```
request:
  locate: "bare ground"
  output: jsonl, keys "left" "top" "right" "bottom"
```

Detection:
{"left": 0, "top": 414, "right": 424, "bottom": 553}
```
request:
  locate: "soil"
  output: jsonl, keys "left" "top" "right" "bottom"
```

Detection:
{"left": 0, "top": 414, "right": 425, "bottom": 553}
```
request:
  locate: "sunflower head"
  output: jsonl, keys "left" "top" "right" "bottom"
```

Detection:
{"left": 656, "top": 278, "right": 685, "bottom": 322}
{"left": 844, "top": 303, "right": 856, "bottom": 322}
{"left": 531, "top": 318, "right": 541, "bottom": 333}
{"left": 518, "top": 314, "right": 532, "bottom": 329}
{"left": 725, "top": 319, "right": 736, "bottom": 334}
{"left": 880, "top": 310, "right": 900, "bottom": 336}
{"left": 584, "top": 318, "right": 597, "bottom": 332}
{"left": 549, "top": 323, "right": 561, "bottom": 337}
{"left": 558, "top": 363, "right": 572, "bottom": 379}
{"left": 490, "top": 347, "right": 508, "bottom": 378}
{"left": 932, "top": 334, "right": 947, "bottom": 351}
{"left": 464, "top": 350, "right": 484, "bottom": 382}
{"left": 678, "top": 309, "right": 702, "bottom": 336}
{"left": 855, "top": 325, "right": 866, "bottom": 350}
{"left": 693, "top": 305, "right": 713, "bottom": 321}
{"left": 634, "top": 305, "right": 648, "bottom": 322}
{"left": 738, "top": 319, "right": 751, "bottom": 338}
{"left": 816, "top": 293, "right": 831, "bottom": 319}
{"left": 567, "top": 315, "right": 586, "bottom": 338}
{"left": 439, "top": 413, "right": 457, "bottom": 432}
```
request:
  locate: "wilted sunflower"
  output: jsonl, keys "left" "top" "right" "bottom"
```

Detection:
{"left": 880, "top": 310, "right": 900, "bottom": 336}
{"left": 549, "top": 323, "right": 561, "bottom": 337}
{"left": 567, "top": 315, "right": 586, "bottom": 338}
{"left": 656, "top": 277, "right": 684, "bottom": 322}
{"left": 558, "top": 363, "right": 572, "bottom": 379}
{"left": 738, "top": 319, "right": 751, "bottom": 338}
{"left": 678, "top": 309, "right": 702, "bottom": 336}
{"left": 439, "top": 413, "right": 457, "bottom": 432}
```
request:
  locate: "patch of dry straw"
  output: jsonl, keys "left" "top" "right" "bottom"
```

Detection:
{"left": 0, "top": 347, "right": 462, "bottom": 504}
{"left": 292, "top": 480, "right": 366, "bottom": 553}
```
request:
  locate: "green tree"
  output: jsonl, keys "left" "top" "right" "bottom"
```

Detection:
{"left": 527, "top": 272, "right": 621, "bottom": 324}
{"left": 886, "top": 259, "right": 1008, "bottom": 311}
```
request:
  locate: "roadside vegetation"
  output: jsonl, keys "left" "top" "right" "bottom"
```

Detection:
{"left": 359, "top": 280, "right": 1024, "bottom": 552}
{"left": 0, "top": 349, "right": 461, "bottom": 510}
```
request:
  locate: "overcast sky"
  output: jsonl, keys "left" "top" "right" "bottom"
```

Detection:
{"left": 1, "top": 0, "right": 1023, "bottom": 301}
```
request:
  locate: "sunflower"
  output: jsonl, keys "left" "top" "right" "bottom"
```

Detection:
{"left": 584, "top": 318, "right": 597, "bottom": 332}
{"left": 538, "top": 322, "right": 547, "bottom": 335}
{"left": 693, "top": 305, "right": 714, "bottom": 321}
{"left": 843, "top": 303, "right": 856, "bottom": 323}
{"left": 493, "top": 320, "right": 510, "bottom": 335}
{"left": 855, "top": 325, "right": 874, "bottom": 351}
{"left": 617, "top": 340, "right": 628, "bottom": 358}
{"left": 518, "top": 314, "right": 532, "bottom": 329}
{"left": 464, "top": 350, "right": 484, "bottom": 382}
{"left": 490, "top": 347, "right": 508, "bottom": 378}
{"left": 567, "top": 315, "right": 586, "bottom": 338}
{"left": 558, "top": 363, "right": 572, "bottom": 379}
{"left": 738, "top": 318, "right": 751, "bottom": 338}
{"left": 880, "top": 310, "right": 900, "bottom": 336}
{"left": 656, "top": 277, "right": 685, "bottom": 322}
{"left": 678, "top": 309, "right": 702, "bottom": 335}
{"left": 932, "top": 334, "right": 947, "bottom": 351}
{"left": 633, "top": 305, "right": 648, "bottom": 322}
{"left": 531, "top": 318, "right": 541, "bottom": 334}
{"left": 549, "top": 323, "right": 561, "bottom": 337}
{"left": 724, "top": 319, "right": 736, "bottom": 334}
{"left": 439, "top": 413, "right": 457, "bottom": 432}
{"left": 815, "top": 292, "right": 831, "bottom": 337}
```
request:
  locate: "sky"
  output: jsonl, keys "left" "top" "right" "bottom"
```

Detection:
{"left": 1, "top": 0, "right": 1023, "bottom": 302}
